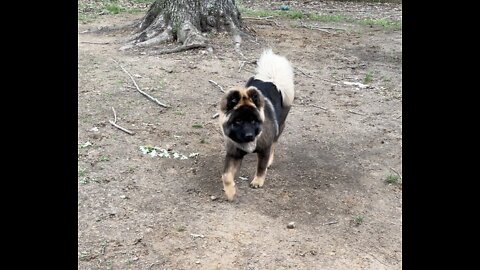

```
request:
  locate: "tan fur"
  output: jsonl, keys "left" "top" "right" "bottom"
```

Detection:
{"left": 267, "top": 142, "right": 276, "bottom": 168}
{"left": 222, "top": 158, "right": 242, "bottom": 201}
{"left": 219, "top": 87, "right": 265, "bottom": 124}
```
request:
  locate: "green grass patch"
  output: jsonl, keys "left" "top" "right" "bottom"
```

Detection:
{"left": 385, "top": 174, "right": 400, "bottom": 184}
{"left": 78, "top": 0, "right": 149, "bottom": 23}
{"left": 364, "top": 72, "right": 373, "bottom": 84}
{"left": 192, "top": 124, "right": 203, "bottom": 129}
{"left": 174, "top": 110, "right": 185, "bottom": 116}
{"left": 104, "top": 3, "right": 125, "bottom": 14}
{"left": 240, "top": 6, "right": 401, "bottom": 29}
{"left": 307, "top": 13, "right": 347, "bottom": 22}
{"left": 353, "top": 215, "right": 364, "bottom": 226}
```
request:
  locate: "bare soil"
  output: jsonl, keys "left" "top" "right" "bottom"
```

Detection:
{"left": 78, "top": 1, "right": 402, "bottom": 269}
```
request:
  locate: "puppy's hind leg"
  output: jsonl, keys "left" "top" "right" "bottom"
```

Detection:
{"left": 267, "top": 142, "right": 276, "bottom": 168}
{"left": 250, "top": 147, "right": 271, "bottom": 188}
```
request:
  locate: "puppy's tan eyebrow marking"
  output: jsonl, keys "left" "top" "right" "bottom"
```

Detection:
{"left": 233, "top": 88, "right": 256, "bottom": 109}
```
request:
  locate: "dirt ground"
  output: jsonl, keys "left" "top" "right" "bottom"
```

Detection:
{"left": 78, "top": 1, "right": 402, "bottom": 269}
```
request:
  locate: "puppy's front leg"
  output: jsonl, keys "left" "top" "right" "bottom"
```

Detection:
{"left": 250, "top": 147, "right": 271, "bottom": 188}
{"left": 222, "top": 154, "right": 243, "bottom": 201}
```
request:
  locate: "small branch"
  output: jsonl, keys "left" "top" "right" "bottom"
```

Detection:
{"left": 208, "top": 80, "right": 225, "bottom": 93}
{"left": 151, "top": 43, "right": 207, "bottom": 55}
{"left": 109, "top": 107, "right": 134, "bottom": 135}
{"left": 112, "top": 107, "right": 117, "bottom": 123}
{"left": 297, "top": 103, "right": 328, "bottom": 111}
{"left": 311, "top": 104, "right": 328, "bottom": 111}
{"left": 368, "top": 253, "right": 389, "bottom": 267}
{"left": 322, "top": 221, "right": 338, "bottom": 226}
{"left": 389, "top": 167, "right": 402, "bottom": 180}
{"left": 112, "top": 59, "right": 170, "bottom": 108}
{"left": 299, "top": 21, "right": 331, "bottom": 34}
{"left": 80, "top": 41, "right": 110, "bottom": 45}
{"left": 347, "top": 110, "right": 366, "bottom": 116}
{"left": 212, "top": 112, "right": 219, "bottom": 119}
{"left": 243, "top": 17, "right": 280, "bottom": 27}
{"left": 313, "top": 26, "right": 347, "bottom": 31}
{"left": 321, "top": 78, "right": 339, "bottom": 84}
{"left": 238, "top": 61, "right": 246, "bottom": 72}
{"left": 295, "top": 67, "right": 313, "bottom": 78}
{"left": 297, "top": 21, "right": 346, "bottom": 34}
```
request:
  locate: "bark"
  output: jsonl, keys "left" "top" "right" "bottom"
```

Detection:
{"left": 120, "top": 0, "right": 243, "bottom": 53}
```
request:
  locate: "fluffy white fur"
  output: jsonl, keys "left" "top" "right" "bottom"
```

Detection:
{"left": 254, "top": 49, "right": 295, "bottom": 106}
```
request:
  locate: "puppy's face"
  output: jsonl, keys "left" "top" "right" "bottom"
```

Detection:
{"left": 220, "top": 87, "right": 265, "bottom": 143}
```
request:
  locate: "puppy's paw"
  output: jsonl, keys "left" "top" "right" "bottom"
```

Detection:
{"left": 250, "top": 176, "right": 265, "bottom": 188}
{"left": 224, "top": 185, "right": 236, "bottom": 201}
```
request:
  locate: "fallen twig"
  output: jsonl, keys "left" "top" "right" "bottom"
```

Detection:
{"left": 208, "top": 80, "right": 225, "bottom": 93}
{"left": 243, "top": 17, "right": 280, "bottom": 27}
{"left": 299, "top": 21, "right": 331, "bottom": 34}
{"left": 368, "top": 253, "right": 389, "bottom": 267}
{"left": 112, "top": 59, "right": 170, "bottom": 108}
{"left": 298, "top": 21, "right": 346, "bottom": 33}
{"left": 297, "top": 103, "right": 328, "bottom": 111}
{"left": 321, "top": 78, "right": 339, "bottom": 84}
{"left": 311, "top": 104, "right": 328, "bottom": 111}
{"left": 190, "top": 233, "right": 205, "bottom": 239}
{"left": 238, "top": 61, "right": 246, "bottom": 72}
{"left": 389, "top": 167, "right": 402, "bottom": 180}
{"left": 322, "top": 221, "right": 338, "bottom": 226}
{"left": 343, "top": 81, "right": 369, "bottom": 89}
{"left": 212, "top": 112, "right": 219, "bottom": 119}
{"left": 109, "top": 107, "right": 134, "bottom": 135}
{"left": 295, "top": 67, "right": 313, "bottom": 78}
{"left": 151, "top": 43, "right": 207, "bottom": 55}
{"left": 314, "top": 26, "right": 347, "bottom": 31}
{"left": 80, "top": 41, "right": 110, "bottom": 45}
{"left": 238, "top": 59, "right": 257, "bottom": 72}
{"left": 347, "top": 110, "right": 366, "bottom": 116}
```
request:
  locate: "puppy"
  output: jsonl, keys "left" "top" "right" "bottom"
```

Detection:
{"left": 219, "top": 49, "right": 295, "bottom": 201}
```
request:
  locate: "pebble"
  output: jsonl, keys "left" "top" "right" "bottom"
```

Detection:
{"left": 287, "top": 222, "right": 295, "bottom": 229}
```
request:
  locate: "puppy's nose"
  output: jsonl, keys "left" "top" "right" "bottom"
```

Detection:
{"left": 244, "top": 133, "right": 255, "bottom": 141}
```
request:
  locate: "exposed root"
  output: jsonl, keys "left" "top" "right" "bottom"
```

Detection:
{"left": 150, "top": 43, "right": 207, "bottom": 55}
{"left": 120, "top": 27, "right": 173, "bottom": 51}
{"left": 121, "top": 21, "right": 207, "bottom": 54}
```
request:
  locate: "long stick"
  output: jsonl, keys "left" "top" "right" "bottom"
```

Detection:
{"left": 109, "top": 107, "right": 134, "bottom": 135}
{"left": 112, "top": 59, "right": 170, "bottom": 108}
{"left": 208, "top": 80, "right": 225, "bottom": 93}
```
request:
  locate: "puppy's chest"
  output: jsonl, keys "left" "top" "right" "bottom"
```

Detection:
{"left": 226, "top": 137, "right": 257, "bottom": 153}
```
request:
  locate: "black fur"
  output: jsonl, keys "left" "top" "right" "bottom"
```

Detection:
{"left": 246, "top": 77, "right": 285, "bottom": 127}
{"left": 223, "top": 106, "right": 262, "bottom": 143}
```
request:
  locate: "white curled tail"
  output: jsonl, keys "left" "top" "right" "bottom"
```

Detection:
{"left": 254, "top": 49, "right": 295, "bottom": 106}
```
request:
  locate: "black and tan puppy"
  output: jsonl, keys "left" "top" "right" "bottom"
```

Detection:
{"left": 219, "top": 49, "right": 295, "bottom": 201}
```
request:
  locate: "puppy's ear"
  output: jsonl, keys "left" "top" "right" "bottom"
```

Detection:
{"left": 220, "top": 89, "right": 241, "bottom": 112}
{"left": 246, "top": 87, "right": 264, "bottom": 109}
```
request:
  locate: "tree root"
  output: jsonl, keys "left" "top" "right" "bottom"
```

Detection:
{"left": 120, "top": 27, "right": 173, "bottom": 51}
{"left": 121, "top": 21, "right": 208, "bottom": 54}
{"left": 150, "top": 43, "right": 207, "bottom": 55}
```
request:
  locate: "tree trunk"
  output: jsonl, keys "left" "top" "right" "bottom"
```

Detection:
{"left": 120, "top": 0, "right": 243, "bottom": 53}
